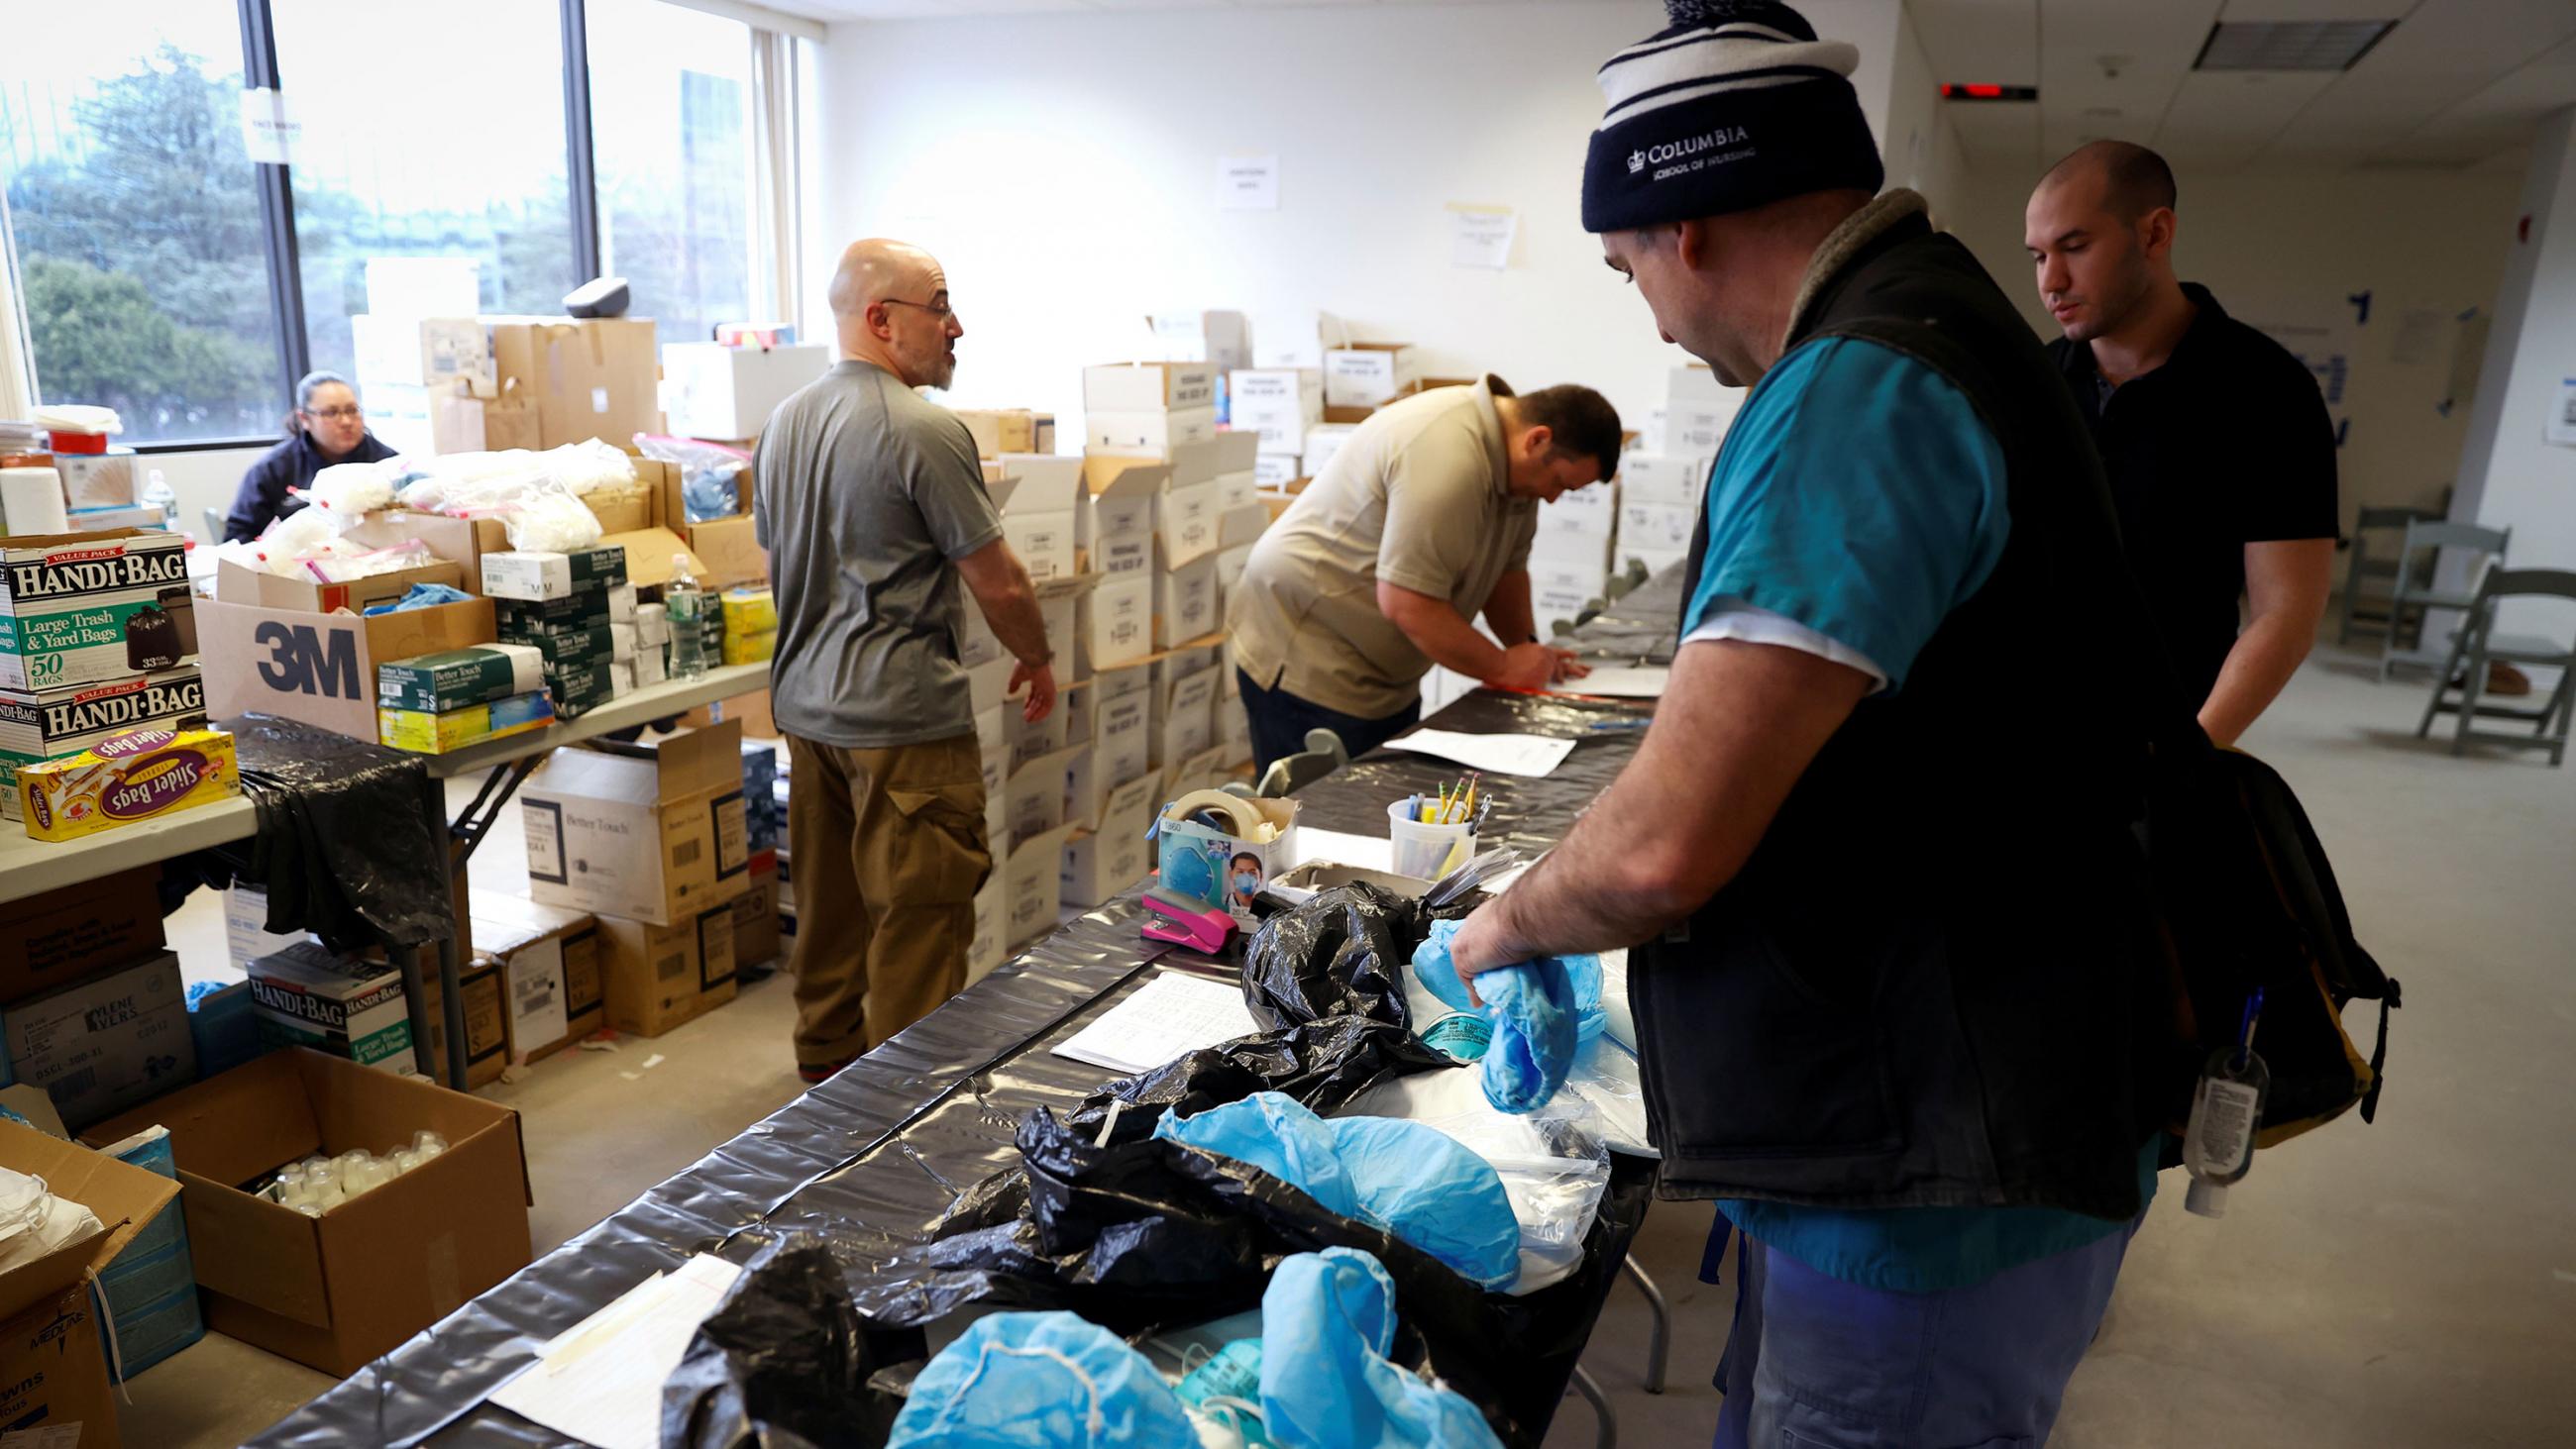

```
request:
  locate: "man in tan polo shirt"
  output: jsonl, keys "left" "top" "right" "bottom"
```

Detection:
{"left": 1228, "top": 374, "right": 1621, "bottom": 771}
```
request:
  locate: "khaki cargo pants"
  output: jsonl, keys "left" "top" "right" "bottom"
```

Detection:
{"left": 784, "top": 733, "right": 991, "bottom": 1069}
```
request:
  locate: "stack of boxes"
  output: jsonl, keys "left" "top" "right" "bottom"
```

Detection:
{"left": 483, "top": 546, "right": 635, "bottom": 720}
{"left": 375, "top": 644, "right": 554, "bottom": 755}
{"left": 1532, "top": 473, "right": 1624, "bottom": 638}
{"left": 1229, "top": 366, "right": 1322, "bottom": 490}
{"left": 0, "top": 867, "right": 198, "bottom": 1132}
{"left": 1615, "top": 364, "right": 1737, "bottom": 579}
{"left": 0, "top": 529, "right": 201, "bottom": 824}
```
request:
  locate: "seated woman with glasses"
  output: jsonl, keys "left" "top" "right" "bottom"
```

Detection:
{"left": 221, "top": 370, "right": 400, "bottom": 542}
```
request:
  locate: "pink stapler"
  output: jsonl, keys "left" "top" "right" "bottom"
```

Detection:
{"left": 1142, "top": 886, "right": 1238, "bottom": 953}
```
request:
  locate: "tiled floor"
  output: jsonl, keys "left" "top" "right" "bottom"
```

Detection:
{"left": 126, "top": 639, "right": 2576, "bottom": 1445}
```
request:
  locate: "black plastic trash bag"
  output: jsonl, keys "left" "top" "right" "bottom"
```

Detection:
{"left": 662, "top": 1240, "right": 913, "bottom": 1448}
{"left": 167, "top": 713, "right": 453, "bottom": 954}
{"left": 1240, "top": 882, "right": 1430, "bottom": 1030}
{"left": 1067, "top": 1016, "right": 1454, "bottom": 1143}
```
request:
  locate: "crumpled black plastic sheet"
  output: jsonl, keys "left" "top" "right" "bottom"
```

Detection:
{"left": 1564, "top": 563, "right": 1685, "bottom": 666}
{"left": 250, "top": 598, "right": 1677, "bottom": 1449}
{"left": 165, "top": 712, "right": 453, "bottom": 953}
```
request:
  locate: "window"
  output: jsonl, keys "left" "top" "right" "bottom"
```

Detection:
{"left": 274, "top": 0, "right": 581, "bottom": 385}
{"left": 0, "top": 4, "right": 286, "bottom": 446}
{"left": 589, "top": 0, "right": 759, "bottom": 350}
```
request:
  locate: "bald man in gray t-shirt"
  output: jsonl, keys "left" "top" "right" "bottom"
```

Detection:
{"left": 754, "top": 239, "right": 1055, "bottom": 1082}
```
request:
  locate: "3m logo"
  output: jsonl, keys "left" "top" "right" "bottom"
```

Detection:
{"left": 255, "top": 621, "right": 361, "bottom": 698}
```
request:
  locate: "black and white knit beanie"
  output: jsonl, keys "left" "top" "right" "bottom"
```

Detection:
{"left": 1581, "top": 0, "right": 1884, "bottom": 234}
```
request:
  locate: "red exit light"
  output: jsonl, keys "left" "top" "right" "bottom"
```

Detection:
{"left": 1941, "top": 83, "right": 2038, "bottom": 102}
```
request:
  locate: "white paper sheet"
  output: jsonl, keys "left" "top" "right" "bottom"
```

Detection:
{"left": 1053, "top": 971, "right": 1262, "bottom": 1077}
{"left": 1291, "top": 827, "right": 1394, "bottom": 872}
{"left": 1384, "top": 728, "right": 1578, "bottom": 778}
{"left": 488, "top": 1254, "right": 743, "bottom": 1449}
{"left": 1217, "top": 155, "right": 1279, "bottom": 210}
{"left": 1449, "top": 204, "right": 1518, "bottom": 269}
{"left": 1554, "top": 666, "right": 1667, "bottom": 698}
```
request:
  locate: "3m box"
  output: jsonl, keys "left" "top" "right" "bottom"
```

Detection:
{"left": 1323, "top": 343, "right": 1419, "bottom": 410}
{"left": 200, "top": 593, "right": 495, "bottom": 742}
{"left": 480, "top": 546, "right": 628, "bottom": 601}
{"left": 522, "top": 720, "right": 750, "bottom": 924}
{"left": 1084, "top": 362, "right": 1218, "bottom": 412}
{"left": 376, "top": 644, "right": 545, "bottom": 715}
{"left": 0, "top": 950, "right": 196, "bottom": 1130}
{"left": 0, "top": 866, "right": 163, "bottom": 1003}
{"left": 661, "top": 341, "right": 826, "bottom": 440}
{"left": 82, "top": 1049, "right": 534, "bottom": 1379}
{"left": 595, "top": 880, "right": 744, "bottom": 1037}
{"left": 1087, "top": 407, "right": 1217, "bottom": 457}
{"left": 0, "top": 529, "right": 194, "bottom": 691}
{"left": 0, "top": 666, "right": 204, "bottom": 819}
{"left": 1154, "top": 555, "right": 1220, "bottom": 647}
{"left": 247, "top": 942, "right": 416, "bottom": 1074}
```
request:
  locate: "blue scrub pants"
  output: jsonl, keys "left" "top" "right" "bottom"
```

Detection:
{"left": 1708, "top": 1215, "right": 2140, "bottom": 1448}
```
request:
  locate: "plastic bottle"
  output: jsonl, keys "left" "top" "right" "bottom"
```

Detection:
{"left": 666, "top": 557, "right": 707, "bottom": 680}
{"left": 2182, "top": 990, "right": 2270, "bottom": 1218}
{"left": 142, "top": 467, "right": 176, "bottom": 528}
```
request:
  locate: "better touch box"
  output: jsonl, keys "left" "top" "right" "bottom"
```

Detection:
{"left": 521, "top": 720, "right": 750, "bottom": 925}
{"left": 0, "top": 951, "right": 197, "bottom": 1130}
{"left": 246, "top": 941, "right": 416, "bottom": 1074}
{"left": 0, "top": 530, "right": 193, "bottom": 691}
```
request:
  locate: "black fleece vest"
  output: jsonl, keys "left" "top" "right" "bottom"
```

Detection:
{"left": 1634, "top": 213, "right": 2166, "bottom": 1219}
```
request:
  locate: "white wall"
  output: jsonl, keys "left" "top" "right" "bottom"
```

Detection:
{"left": 1946, "top": 166, "right": 2523, "bottom": 536}
{"left": 811, "top": 0, "right": 1944, "bottom": 441}
{"left": 151, "top": 446, "right": 268, "bottom": 541}
{"left": 2452, "top": 108, "right": 2576, "bottom": 589}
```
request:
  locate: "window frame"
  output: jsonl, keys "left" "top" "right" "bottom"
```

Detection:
{"left": 8, "top": 0, "right": 803, "bottom": 447}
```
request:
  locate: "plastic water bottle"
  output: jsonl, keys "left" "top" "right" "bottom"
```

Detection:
{"left": 143, "top": 467, "right": 176, "bottom": 528}
{"left": 666, "top": 557, "right": 706, "bottom": 680}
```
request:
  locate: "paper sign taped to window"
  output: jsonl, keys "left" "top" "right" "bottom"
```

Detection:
{"left": 238, "top": 87, "right": 303, "bottom": 166}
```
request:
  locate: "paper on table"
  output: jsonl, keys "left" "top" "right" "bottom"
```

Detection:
{"left": 1556, "top": 666, "right": 1667, "bottom": 698}
{"left": 1385, "top": 728, "right": 1578, "bottom": 778}
{"left": 1292, "top": 827, "right": 1394, "bottom": 872}
{"left": 1054, "top": 970, "right": 1263, "bottom": 1077}
{"left": 487, "top": 1254, "right": 743, "bottom": 1449}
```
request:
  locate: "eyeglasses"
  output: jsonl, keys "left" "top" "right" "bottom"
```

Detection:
{"left": 881, "top": 297, "right": 956, "bottom": 321}
{"left": 304, "top": 405, "right": 365, "bottom": 421}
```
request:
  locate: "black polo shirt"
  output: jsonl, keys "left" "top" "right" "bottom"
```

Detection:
{"left": 2048, "top": 283, "right": 2337, "bottom": 706}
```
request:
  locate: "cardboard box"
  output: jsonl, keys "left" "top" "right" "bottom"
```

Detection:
{"left": 430, "top": 375, "right": 542, "bottom": 456}
{"left": 1084, "top": 461, "right": 1164, "bottom": 577}
{"left": 1212, "top": 541, "right": 1256, "bottom": 603}
{"left": 246, "top": 941, "right": 416, "bottom": 1075}
{"left": 594, "top": 879, "right": 746, "bottom": 1037}
{"left": 522, "top": 720, "right": 750, "bottom": 925}
{"left": 0, "top": 950, "right": 195, "bottom": 1130}
{"left": 1157, "top": 665, "right": 1220, "bottom": 767}
{"left": 0, "top": 866, "right": 164, "bottom": 1004}
{"left": 594, "top": 527, "right": 706, "bottom": 594}
{"left": 1619, "top": 453, "right": 1708, "bottom": 508}
{"left": 733, "top": 858, "right": 781, "bottom": 971}
{"left": 1095, "top": 675, "right": 1152, "bottom": 788}
{"left": 199, "top": 594, "right": 494, "bottom": 741}
{"left": 487, "top": 316, "right": 664, "bottom": 451}
{"left": 1003, "top": 823, "right": 1077, "bottom": 950}
{"left": 1252, "top": 454, "right": 1300, "bottom": 489}
{"left": 216, "top": 555, "right": 465, "bottom": 618}
{"left": 0, "top": 666, "right": 206, "bottom": 819}
{"left": 413, "top": 953, "right": 509, "bottom": 1090}
{"left": 471, "top": 894, "right": 600, "bottom": 1063}
{"left": 1621, "top": 499, "right": 1698, "bottom": 557}
{"left": 1086, "top": 407, "right": 1217, "bottom": 458}
{"left": 1228, "top": 368, "right": 1323, "bottom": 453}
{"left": 81, "top": 1049, "right": 534, "bottom": 1379}
{"left": 1154, "top": 555, "right": 1220, "bottom": 648}
{"left": 353, "top": 314, "right": 492, "bottom": 390}
{"left": 1324, "top": 343, "right": 1419, "bottom": 409}
{"left": 952, "top": 408, "right": 1040, "bottom": 460}
{"left": 1059, "top": 774, "right": 1155, "bottom": 908}
{"left": 968, "top": 873, "right": 1007, "bottom": 983}
{"left": 0, "top": 1119, "right": 184, "bottom": 1449}
{"left": 479, "top": 545, "right": 627, "bottom": 602}
{"left": 223, "top": 885, "right": 308, "bottom": 974}
{"left": 1081, "top": 574, "right": 1154, "bottom": 672}
{"left": 1154, "top": 794, "right": 1297, "bottom": 925}
{"left": 1084, "top": 362, "right": 1218, "bottom": 412}
{"left": 661, "top": 342, "right": 825, "bottom": 440}
{"left": 1219, "top": 501, "right": 1268, "bottom": 551}
{"left": 1153, "top": 481, "right": 1223, "bottom": 569}
{"left": 375, "top": 644, "right": 546, "bottom": 715}
{"left": 993, "top": 455, "right": 1082, "bottom": 582}
{"left": 688, "top": 515, "right": 767, "bottom": 589}
{"left": 0, "top": 530, "right": 195, "bottom": 691}
{"left": 1304, "top": 423, "right": 1359, "bottom": 476}
{"left": 343, "top": 511, "right": 514, "bottom": 594}
{"left": 1004, "top": 744, "right": 1080, "bottom": 849}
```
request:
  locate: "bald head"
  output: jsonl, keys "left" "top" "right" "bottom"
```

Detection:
{"left": 2037, "top": 140, "right": 2177, "bottom": 223}
{"left": 827, "top": 238, "right": 961, "bottom": 389}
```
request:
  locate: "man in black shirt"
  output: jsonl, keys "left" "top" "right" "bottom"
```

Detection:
{"left": 2025, "top": 141, "right": 2335, "bottom": 744}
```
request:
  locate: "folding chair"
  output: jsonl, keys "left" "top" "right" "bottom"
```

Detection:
{"left": 1603, "top": 558, "right": 1651, "bottom": 602}
{"left": 201, "top": 506, "right": 227, "bottom": 544}
{"left": 1251, "top": 727, "right": 1347, "bottom": 797}
{"left": 2415, "top": 567, "right": 2576, "bottom": 766}
{"left": 2378, "top": 520, "right": 2510, "bottom": 682}
{"left": 2337, "top": 504, "right": 2442, "bottom": 644}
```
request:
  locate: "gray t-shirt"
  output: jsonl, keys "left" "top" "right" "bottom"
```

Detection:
{"left": 755, "top": 361, "right": 1003, "bottom": 748}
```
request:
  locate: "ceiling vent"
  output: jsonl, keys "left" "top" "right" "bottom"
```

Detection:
{"left": 2194, "top": 20, "right": 2396, "bottom": 71}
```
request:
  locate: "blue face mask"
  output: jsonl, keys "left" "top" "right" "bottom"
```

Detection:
{"left": 1258, "top": 1249, "right": 1504, "bottom": 1449}
{"left": 886, "top": 1311, "right": 1201, "bottom": 1449}
{"left": 1232, "top": 871, "right": 1263, "bottom": 896}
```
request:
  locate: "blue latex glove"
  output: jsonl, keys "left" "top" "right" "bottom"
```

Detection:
{"left": 1258, "top": 1249, "right": 1504, "bottom": 1449}
{"left": 1157, "top": 1093, "right": 1519, "bottom": 1290}
{"left": 1410, "top": 921, "right": 1585, "bottom": 1114}
{"left": 887, "top": 1310, "right": 1200, "bottom": 1448}
{"left": 361, "top": 581, "right": 473, "bottom": 616}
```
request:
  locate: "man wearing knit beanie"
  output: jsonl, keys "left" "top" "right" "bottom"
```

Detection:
{"left": 1449, "top": 3, "right": 2173, "bottom": 1443}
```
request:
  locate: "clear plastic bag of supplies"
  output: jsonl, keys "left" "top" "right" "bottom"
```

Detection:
{"left": 298, "top": 540, "right": 433, "bottom": 584}
{"left": 499, "top": 485, "right": 605, "bottom": 553}
{"left": 1334, "top": 1066, "right": 1613, "bottom": 1296}
{"left": 391, "top": 458, "right": 554, "bottom": 516}
{"left": 635, "top": 434, "right": 750, "bottom": 522}
{"left": 297, "top": 460, "right": 397, "bottom": 519}
{"left": 539, "top": 438, "right": 639, "bottom": 494}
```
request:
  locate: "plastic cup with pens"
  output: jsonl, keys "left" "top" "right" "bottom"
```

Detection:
{"left": 1389, "top": 774, "right": 1484, "bottom": 879}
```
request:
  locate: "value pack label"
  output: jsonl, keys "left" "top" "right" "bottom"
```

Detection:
{"left": 0, "top": 532, "right": 194, "bottom": 690}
